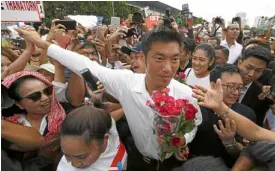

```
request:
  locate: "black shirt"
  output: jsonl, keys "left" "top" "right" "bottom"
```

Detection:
{"left": 189, "top": 103, "right": 256, "bottom": 167}
{"left": 177, "top": 60, "right": 192, "bottom": 74}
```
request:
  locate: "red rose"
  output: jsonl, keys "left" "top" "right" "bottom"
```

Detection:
{"left": 175, "top": 99, "right": 188, "bottom": 109}
{"left": 161, "top": 88, "right": 170, "bottom": 94}
{"left": 146, "top": 100, "right": 153, "bottom": 107}
{"left": 170, "top": 134, "right": 181, "bottom": 147}
{"left": 179, "top": 72, "right": 186, "bottom": 79}
{"left": 185, "top": 103, "right": 198, "bottom": 120}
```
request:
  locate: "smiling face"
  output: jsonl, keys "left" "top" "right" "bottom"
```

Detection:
{"left": 145, "top": 41, "right": 180, "bottom": 90}
{"left": 130, "top": 51, "right": 146, "bottom": 73}
{"left": 221, "top": 72, "right": 244, "bottom": 106}
{"left": 61, "top": 136, "right": 108, "bottom": 169}
{"left": 192, "top": 49, "right": 213, "bottom": 77}
{"left": 16, "top": 79, "right": 52, "bottom": 115}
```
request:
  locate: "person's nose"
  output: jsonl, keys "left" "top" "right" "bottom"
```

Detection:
{"left": 162, "top": 60, "right": 173, "bottom": 73}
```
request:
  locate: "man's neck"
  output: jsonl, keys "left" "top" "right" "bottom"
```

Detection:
{"left": 179, "top": 60, "right": 189, "bottom": 70}
{"left": 145, "top": 75, "right": 163, "bottom": 96}
{"left": 226, "top": 37, "right": 235, "bottom": 47}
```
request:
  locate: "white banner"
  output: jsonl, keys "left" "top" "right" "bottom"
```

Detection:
{"left": 1, "top": 1, "right": 41, "bottom": 22}
{"left": 67, "top": 15, "right": 98, "bottom": 29}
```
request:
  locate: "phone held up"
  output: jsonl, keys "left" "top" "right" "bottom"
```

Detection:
{"left": 54, "top": 20, "right": 77, "bottom": 31}
{"left": 80, "top": 68, "right": 98, "bottom": 91}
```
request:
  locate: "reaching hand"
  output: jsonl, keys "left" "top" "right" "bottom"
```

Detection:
{"left": 15, "top": 26, "right": 50, "bottom": 50}
{"left": 192, "top": 79, "right": 223, "bottom": 111}
{"left": 108, "top": 27, "right": 127, "bottom": 43}
{"left": 46, "top": 24, "right": 66, "bottom": 42}
{"left": 214, "top": 119, "right": 236, "bottom": 144}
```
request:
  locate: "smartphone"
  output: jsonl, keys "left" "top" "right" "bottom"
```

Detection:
{"left": 80, "top": 68, "right": 98, "bottom": 91}
{"left": 55, "top": 20, "right": 77, "bottom": 31}
{"left": 96, "top": 26, "right": 104, "bottom": 41}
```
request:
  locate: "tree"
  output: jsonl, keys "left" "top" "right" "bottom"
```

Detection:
{"left": 42, "top": 1, "right": 138, "bottom": 26}
{"left": 243, "top": 25, "right": 250, "bottom": 30}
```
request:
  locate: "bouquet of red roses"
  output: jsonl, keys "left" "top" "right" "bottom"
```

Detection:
{"left": 146, "top": 88, "right": 197, "bottom": 161}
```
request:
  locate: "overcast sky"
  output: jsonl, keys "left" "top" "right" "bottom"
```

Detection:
{"left": 160, "top": 0, "right": 275, "bottom": 26}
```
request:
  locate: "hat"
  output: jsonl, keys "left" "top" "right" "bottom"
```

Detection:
{"left": 38, "top": 63, "right": 55, "bottom": 74}
{"left": 121, "top": 42, "right": 142, "bottom": 56}
{"left": 25, "top": 63, "right": 55, "bottom": 74}
{"left": 1, "top": 84, "right": 14, "bottom": 109}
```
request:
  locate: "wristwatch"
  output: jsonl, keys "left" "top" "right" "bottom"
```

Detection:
{"left": 223, "top": 139, "right": 237, "bottom": 150}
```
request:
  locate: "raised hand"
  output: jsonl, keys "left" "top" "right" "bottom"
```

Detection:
{"left": 15, "top": 26, "right": 50, "bottom": 50}
{"left": 214, "top": 119, "right": 236, "bottom": 144}
{"left": 192, "top": 79, "right": 223, "bottom": 111}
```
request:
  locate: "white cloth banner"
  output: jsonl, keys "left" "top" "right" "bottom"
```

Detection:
{"left": 1, "top": 1, "right": 41, "bottom": 22}
{"left": 67, "top": 15, "right": 98, "bottom": 29}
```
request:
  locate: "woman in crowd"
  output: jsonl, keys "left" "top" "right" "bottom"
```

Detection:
{"left": 57, "top": 103, "right": 127, "bottom": 171}
{"left": 1, "top": 70, "right": 66, "bottom": 170}
{"left": 184, "top": 43, "right": 215, "bottom": 89}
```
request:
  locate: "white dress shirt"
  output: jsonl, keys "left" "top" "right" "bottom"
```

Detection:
{"left": 47, "top": 44, "right": 202, "bottom": 160}
{"left": 238, "top": 82, "right": 252, "bottom": 103}
{"left": 220, "top": 40, "right": 243, "bottom": 64}
{"left": 106, "top": 60, "right": 125, "bottom": 69}
{"left": 57, "top": 118, "right": 127, "bottom": 171}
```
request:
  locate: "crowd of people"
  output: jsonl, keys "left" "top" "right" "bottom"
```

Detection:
{"left": 1, "top": 11, "right": 275, "bottom": 171}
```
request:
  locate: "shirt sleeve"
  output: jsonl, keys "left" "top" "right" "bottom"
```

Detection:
{"left": 53, "top": 81, "right": 68, "bottom": 103}
{"left": 47, "top": 44, "right": 133, "bottom": 100}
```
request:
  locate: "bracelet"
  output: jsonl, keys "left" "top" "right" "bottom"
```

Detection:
{"left": 217, "top": 106, "right": 230, "bottom": 118}
{"left": 223, "top": 139, "right": 237, "bottom": 149}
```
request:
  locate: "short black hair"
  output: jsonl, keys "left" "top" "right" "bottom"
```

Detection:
{"left": 215, "top": 46, "right": 229, "bottom": 59}
{"left": 182, "top": 37, "right": 196, "bottom": 54}
{"left": 142, "top": 27, "right": 182, "bottom": 57}
{"left": 173, "top": 156, "right": 230, "bottom": 171}
{"left": 210, "top": 64, "right": 242, "bottom": 82}
{"left": 243, "top": 39, "right": 271, "bottom": 53}
{"left": 210, "top": 36, "right": 221, "bottom": 46}
{"left": 241, "top": 45, "right": 271, "bottom": 65}
{"left": 61, "top": 102, "right": 112, "bottom": 146}
{"left": 194, "top": 43, "right": 216, "bottom": 70}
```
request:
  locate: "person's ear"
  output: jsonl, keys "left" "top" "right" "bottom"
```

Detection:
{"left": 15, "top": 102, "right": 24, "bottom": 110}
{"left": 102, "top": 134, "right": 109, "bottom": 153}
{"left": 237, "top": 59, "right": 243, "bottom": 68}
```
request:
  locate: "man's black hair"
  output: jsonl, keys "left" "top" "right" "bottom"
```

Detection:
{"left": 215, "top": 46, "right": 229, "bottom": 59}
{"left": 182, "top": 37, "right": 196, "bottom": 54}
{"left": 210, "top": 63, "right": 242, "bottom": 82}
{"left": 241, "top": 45, "right": 271, "bottom": 65}
{"left": 142, "top": 27, "right": 182, "bottom": 57}
{"left": 210, "top": 36, "right": 221, "bottom": 46}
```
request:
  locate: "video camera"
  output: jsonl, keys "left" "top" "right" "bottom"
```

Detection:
{"left": 163, "top": 8, "right": 174, "bottom": 28}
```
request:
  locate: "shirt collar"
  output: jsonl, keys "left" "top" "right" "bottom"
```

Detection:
{"left": 131, "top": 74, "right": 175, "bottom": 95}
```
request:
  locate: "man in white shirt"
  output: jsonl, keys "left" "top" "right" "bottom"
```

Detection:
{"left": 220, "top": 23, "right": 243, "bottom": 64}
{"left": 16, "top": 26, "right": 202, "bottom": 171}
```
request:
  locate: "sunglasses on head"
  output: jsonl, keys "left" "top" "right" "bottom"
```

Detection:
{"left": 20, "top": 86, "right": 53, "bottom": 102}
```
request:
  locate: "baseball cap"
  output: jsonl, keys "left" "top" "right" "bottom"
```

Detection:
{"left": 38, "top": 63, "right": 55, "bottom": 74}
{"left": 121, "top": 42, "right": 142, "bottom": 56}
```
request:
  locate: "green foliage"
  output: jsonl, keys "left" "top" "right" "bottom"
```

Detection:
{"left": 42, "top": 1, "right": 138, "bottom": 26}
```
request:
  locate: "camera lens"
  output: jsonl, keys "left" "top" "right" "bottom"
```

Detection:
{"left": 132, "top": 12, "right": 143, "bottom": 24}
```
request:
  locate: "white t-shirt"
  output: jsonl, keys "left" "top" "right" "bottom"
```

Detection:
{"left": 57, "top": 118, "right": 127, "bottom": 171}
{"left": 184, "top": 68, "right": 211, "bottom": 89}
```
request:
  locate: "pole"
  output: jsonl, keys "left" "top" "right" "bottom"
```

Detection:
{"left": 112, "top": 1, "right": 115, "bottom": 16}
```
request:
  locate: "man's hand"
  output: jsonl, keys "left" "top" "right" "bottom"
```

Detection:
{"left": 94, "top": 38, "right": 105, "bottom": 55}
{"left": 46, "top": 24, "right": 66, "bottom": 42}
{"left": 102, "top": 102, "right": 121, "bottom": 112}
{"left": 192, "top": 79, "right": 224, "bottom": 111}
{"left": 108, "top": 27, "right": 127, "bottom": 43}
{"left": 15, "top": 26, "right": 51, "bottom": 50}
{"left": 214, "top": 119, "right": 236, "bottom": 144}
{"left": 258, "top": 85, "right": 271, "bottom": 100}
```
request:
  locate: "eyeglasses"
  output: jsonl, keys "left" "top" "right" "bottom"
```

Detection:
{"left": 20, "top": 86, "right": 53, "bottom": 102}
{"left": 222, "top": 84, "right": 246, "bottom": 93}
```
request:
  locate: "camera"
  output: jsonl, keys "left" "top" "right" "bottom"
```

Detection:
{"left": 163, "top": 8, "right": 174, "bottom": 28}
{"left": 232, "top": 17, "right": 241, "bottom": 23}
{"left": 132, "top": 12, "right": 144, "bottom": 24}
{"left": 215, "top": 17, "right": 223, "bottom": 24}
